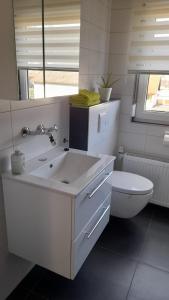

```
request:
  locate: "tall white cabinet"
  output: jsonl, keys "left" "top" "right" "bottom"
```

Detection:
{"left": 70, "top": 100, "right": 120, "bottom": 155}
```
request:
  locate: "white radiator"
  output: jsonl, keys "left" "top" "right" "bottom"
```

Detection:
{"left": 122, "top": 153, "right": 169, "bottom": 208}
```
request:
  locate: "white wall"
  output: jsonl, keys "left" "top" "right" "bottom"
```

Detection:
{"left": 79, "top": 0, "right": 112, "bottom": 91}
{"left": 0, "top": 1, "right": 18, "bottom": 100}
{"left": 109, "top": 0, "right": 169, "bottom": 159}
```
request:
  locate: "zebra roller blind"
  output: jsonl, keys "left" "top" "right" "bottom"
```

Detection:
{"left": 128, "top": 0, "right": 169, "bottom": 72}
{"left": 44, "top": 0, "right": 80, "bottom": 69}
{"left": 13, "top": 0, "right": 43, "bottom": 68}
{"left": 13, "top": 0, "right": 80, "bottom": 69}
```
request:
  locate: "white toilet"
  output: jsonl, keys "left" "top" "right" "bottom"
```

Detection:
{"left": 110, "top": 171, "right": 154, "bottom": 218}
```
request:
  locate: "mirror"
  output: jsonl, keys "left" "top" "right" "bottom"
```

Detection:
{"left": 12, "top": 0, "right": 80, "bottom": 100}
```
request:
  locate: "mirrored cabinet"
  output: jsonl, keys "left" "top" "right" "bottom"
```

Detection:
{"left": 13, "top": 0, "right": 80, "bottom": 100}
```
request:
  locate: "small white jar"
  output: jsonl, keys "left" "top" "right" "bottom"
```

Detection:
{"left": 11, "top": 150, "right": 25, "bottom": 175}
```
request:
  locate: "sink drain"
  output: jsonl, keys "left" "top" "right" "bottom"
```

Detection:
{"left": 38, "top": 157, "right": 47, "bottom": 162}
{"left": 61, "top": 180, "right": 69, "bottom": 184}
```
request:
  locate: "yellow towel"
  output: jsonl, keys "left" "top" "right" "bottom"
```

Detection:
{"left": 79, "top": 89, "right": 100, "bottom": 101}
{"left": 70, "top": 89, "right": 100, "bottom": 107}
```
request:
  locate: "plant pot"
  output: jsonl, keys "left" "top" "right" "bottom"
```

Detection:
{"left": 99, "top": 87, "right": 112, "bottom": 102}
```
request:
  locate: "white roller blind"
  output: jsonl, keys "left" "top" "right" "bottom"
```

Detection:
{"left": 13, "top": 0, "right": 80, "bottom": 69}
{"left": 13, "top": 0, "right": 43, "bottom": 68}
{"left": 128, "top": 0, "right": 169, "bottom": 72}
{"left": 44, "top": 0, "right": 80, "bottom": 69}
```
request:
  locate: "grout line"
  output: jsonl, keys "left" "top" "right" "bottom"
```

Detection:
{"left": 98, "top": 244, "right": 139, "bottom": 263}
{"left": 126, "top": 208, "right": 155, "bottom": 299}
{"left": 0, "top": 110, "right": 11, "bottom": 114}
{"left": 97, "top": 242, "right": 139, "bottom": 300}
{"left": 9, "top": 103, "right": 15, "bottom": 152}
{"left": 126, "top": 259, "right": 138, "bottom": 300}
{"left": 8, "top": 101, "right": 14, "bottom": 152}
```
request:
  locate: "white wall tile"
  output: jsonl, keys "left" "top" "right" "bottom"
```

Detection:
{"left": 0, "top": 100, "right": 10, "bottom": 113}
{"left": 87, "top": 75, "right": 101, "bottom": 91}
{"left": 0, "top": 113, "right": 12, "bottom": 150}
{"left": 79, "top": 75, "right": 89, "bottom": 90}
{"left": 111, "top": 0, "right": 133, "bottom": 9}
{"left": 110, "top": 74, "right": 135, "bottom": 97}
{"left": 88, "top": 51, "right": 106, "bottom": 75}
{"left": 10, "top": 97, "right": 68, "bottom": 111}
{"left": 0, "top": 147, "right": 12, "bottom": 174}
{"left": 80, "top": 0, "right": 89, "bottom": 21}
{"left": 146, "top": 124, "right": 169, "bottom": 137}
{"left": 118, "top": 131, "right": 146, "bottom": 154}
{"left": 79, "top": 48, "right": 89, "bottom": 75}
{"left": 80, "top": 20, "right": 89, "bottom": 48}
{"left": 120, "top": 96, "right": 133, "bottom": 115}
{"left": 119, "top": 113, "right": 147, "bottom": 135}
{"left": 145, "top": 135, "right": 169, "bottom": 159}
{"left": 79, "top": 0, "right": 111, "bottom": 91}
{"left": 88, "top": 26, "right": 107, "bottom": 52}
{"left": 109, "top": 54, "right": 128, "bottom": 75}
{"left": 110, "top": 9, "right": 132, "bottom": 33}
{"left": 12, "top": 102, "right": 69, "bottom": 140}
{"left": 109, "top": 33, "right": 129, "bottom": 54}
{"left": 96, "top": 2, "right": 108, "bottom": 30}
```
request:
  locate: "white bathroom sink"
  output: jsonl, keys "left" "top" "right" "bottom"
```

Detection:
{"left": 4, "top": 147, "right": 115, "bottom": 196}
{"left": 31, "top": 151, "right": 99, "bottom": 184}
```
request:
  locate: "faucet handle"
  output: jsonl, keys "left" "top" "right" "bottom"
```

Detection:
{"left": 21, "top": 127, "right": 31, "bottom": 137}
{"left": 53, "top": 124, "right": 58, "bottom": 131}
{"left": 47, "top": 124, "right": 58, "bottom": 132}
{"left": 36, "top": 123, "right": 45, "bottom": 134}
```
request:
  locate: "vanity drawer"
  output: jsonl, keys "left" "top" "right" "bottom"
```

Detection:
{"left": 74, "top": 162, "right": 113, "bottom": 237}
{"left": 72, "top": 195, "right": 111, "bottom": 278}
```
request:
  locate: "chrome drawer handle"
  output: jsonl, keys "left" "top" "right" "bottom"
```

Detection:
{"left": 85, "top": 205, "right": 110, "bottom": 239}
{"left": 87, "top": 171, "right": 113, "bottom": 199}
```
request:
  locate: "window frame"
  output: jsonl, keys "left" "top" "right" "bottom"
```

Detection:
{"left": 132, "top": 71, "right": 169, "bottom": 126}
{"left": 18, "top": 67, "right": 79, "bottom": 100}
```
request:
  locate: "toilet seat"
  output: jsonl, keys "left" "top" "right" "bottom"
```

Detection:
{"left": 111, "top": 171, "right": 153, "bottom": 195}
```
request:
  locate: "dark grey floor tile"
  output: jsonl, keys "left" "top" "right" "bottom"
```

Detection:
{"left": 6, "top": 265, "right": 48, "bottom": 300}
{"left": 61, "top": 278, "right": 128, "bottom": 300}
{"left": 97, "top": 211, "right": 150, "bottom": 259}
{"left": 153, "top": 205, "right": 169, "bottom": 222}
{"left": 32, "top": 247, "right": 133, "bottom": 300}
{"left": 26, "top": 291, "right": 47, "bottom": 300}
{"left": 138, "top": 204, "right": 155, "bottom": 219}
{"left": 127, "top": 296, "right": 147, "bottom": 300}
{"left": 19, "top": 265, "right": 47, "bottom": 290}
{"left": 127, "top": 296, "right": 144, "bottom": 300}
{"left": 81, "top": 246, "right": 137, "bottom": 287}
{"left": 140, "top": 215, "right": 169, "bottom": 271}
{"left": 128, "top": 263, "right": 169, "bottom": 300}
{"left": 6, "top": 287, "right": 29, "bottom": 300}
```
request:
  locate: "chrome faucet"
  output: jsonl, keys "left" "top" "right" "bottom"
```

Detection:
{"left": 21, "top": 123, "right": 58, "bottom": 145}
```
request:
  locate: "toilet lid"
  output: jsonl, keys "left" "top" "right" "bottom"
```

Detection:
{"left": 111, "top": 171, "right": 153, "bottom": 195}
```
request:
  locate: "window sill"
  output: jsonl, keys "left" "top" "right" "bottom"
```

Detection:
{"left": 131, "top": 116, "right": 169, "bottom": 126}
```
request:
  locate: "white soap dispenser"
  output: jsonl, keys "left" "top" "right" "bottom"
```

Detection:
{"left": 11, "top": 150, "right": 25, "bottom": 175}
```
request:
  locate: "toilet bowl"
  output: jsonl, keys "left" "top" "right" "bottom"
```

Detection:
{"left": 110, "top": 171, "right": 153, "bottom": 218}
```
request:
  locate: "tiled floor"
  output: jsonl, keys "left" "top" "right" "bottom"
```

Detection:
{"left": 6, "top": 204, "right": 169, "bottom": 300}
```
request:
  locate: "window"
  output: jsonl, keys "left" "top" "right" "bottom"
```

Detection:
{"left": 133, "top": 73, "right": 169, "bottom": 125}
{"left": 13, "top": 0, "right": 80, "bottom": 100}
{"left": 128, "top": 0, "right": 169, "bottom": 125}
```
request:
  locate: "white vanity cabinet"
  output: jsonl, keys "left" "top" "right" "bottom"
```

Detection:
{"left": 3, "top": 160, "right": 113, "bottom": 279}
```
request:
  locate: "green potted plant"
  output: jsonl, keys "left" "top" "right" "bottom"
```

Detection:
{"left": 99, "top": 74, "right": 119, "bottom": 102}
